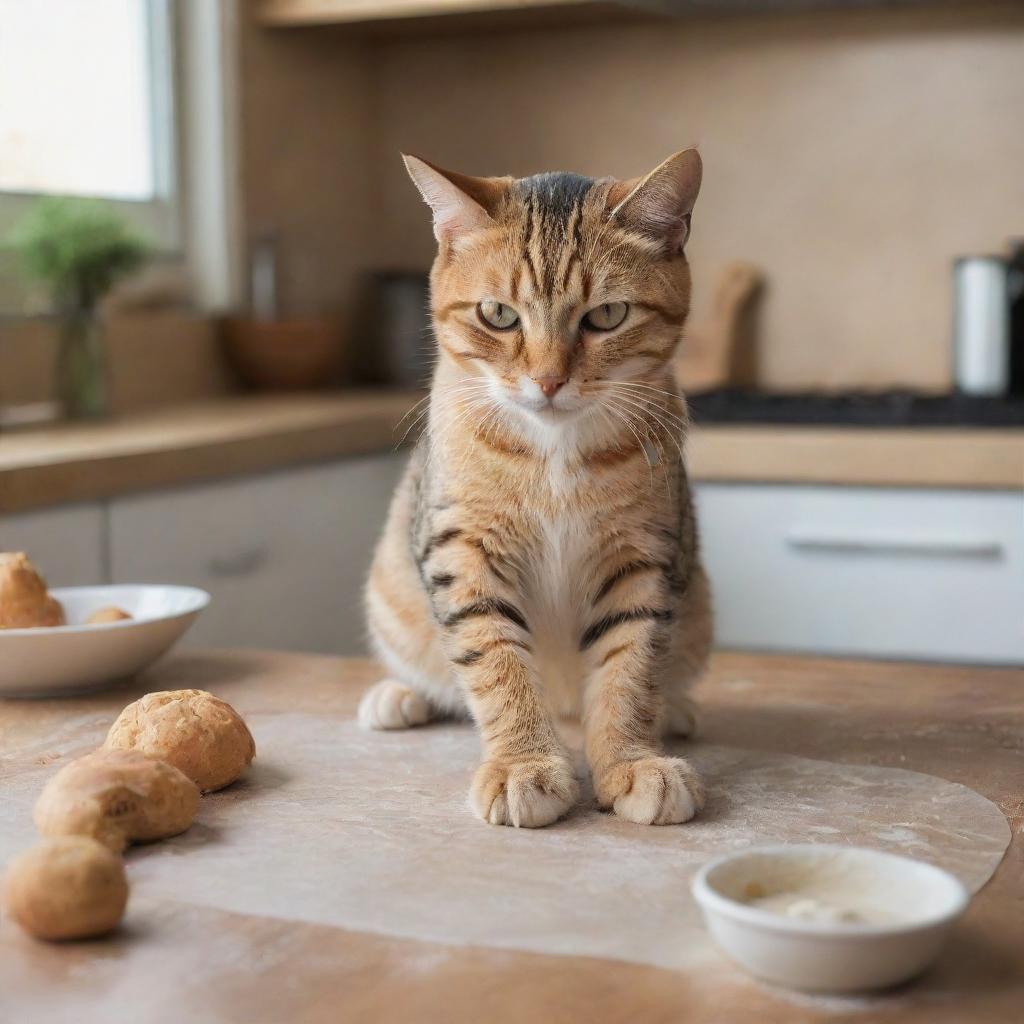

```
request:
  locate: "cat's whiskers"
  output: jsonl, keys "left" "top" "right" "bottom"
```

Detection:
{"left": 429, "top": 388, "right": 491, "bottom": 444}
{"left": 613, "top": 379, "right": 688, "bottom": 406}
{"left": 596, "top": 399, "right": 658, "bottom": 489}
{"left": 460, "top": 402, "right": 507, "bottom": 476}
{"left": 611, "top": 396, "right": 684, "bottom": 470}
{"left": 425, "top": 381, "right": 495, "bottom": 468}
{"left": 602, "top": 387, "right": 686, "bottom": 467}
{"left": 614, "top": 381, "right": 691, "bottom": 426}
{"left": 609, "top": 389, "right": 688, "bottom": 441}
{"left": 610, "top": 397, "right": 669, "bottom": 469}
{"left": 604, "top": 381, "right": 689, "bottom": 431}
{"left": 434, "top": 382, "right": 510, "bottom": 474}
{"left": 433, "top": 392, "right": 491, "bottom": 448}
{"left": 597, "top": 383, "right": 681, "bottom": 466}
{"left": 396, "top": 411, "right": 430, "bottom": 449}
{"left": 395, "top": 393, "right": 437, "bottom": 450}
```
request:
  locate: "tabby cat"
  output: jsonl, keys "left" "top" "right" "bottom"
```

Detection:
{"left": 361, "top": 149, "right": 712, "bottom": 828}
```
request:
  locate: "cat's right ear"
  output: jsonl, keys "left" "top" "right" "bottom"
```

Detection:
{"left": 607, "top": 149, "right": 703, "bottom": 253}
{"left": 402, "top": 154, "right": 507, "bottom": 243}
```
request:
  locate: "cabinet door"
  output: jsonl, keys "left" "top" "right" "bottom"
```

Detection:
{"left": 0, "top": 503, "right": 106, "bottom": 585}
{"left": 109, "top": 455, "right": 406, "bottom": 655}
{"left": 695, "top": 484, "right": 1024, "bottom": 664}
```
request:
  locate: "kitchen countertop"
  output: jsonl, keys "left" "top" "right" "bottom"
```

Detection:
{"left": 1, "top": 391, "right": 1022, "bottom": 514}
{"left": 0, "top": 648, "right": 1020, "bottom": 1023}
{"left": 0, "top": 392, "right": 421, "bottom": 515}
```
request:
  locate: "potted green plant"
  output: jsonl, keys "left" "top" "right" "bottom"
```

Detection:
{"left": 7, "top": 198, "right": 149, "bottom": 419}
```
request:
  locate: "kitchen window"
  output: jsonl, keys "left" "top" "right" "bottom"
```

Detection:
{"left": 0, "top": 0, "right": 239, "bottom": 313}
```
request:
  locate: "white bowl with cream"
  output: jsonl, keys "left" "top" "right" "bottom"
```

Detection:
{"left": 692, "top": 844, "right": 969, "bottom": 993}
{"left": 0, "top": 585, "right": 209, "bottom": 697}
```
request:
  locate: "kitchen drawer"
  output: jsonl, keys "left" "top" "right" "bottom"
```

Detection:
{"left": 109, "top": 455, "right": 406, "bottom": 655}
{"left": 695, "top": 484, "right": 1024, "bottom": 664}
{"left": 0, "top": 503, "right": 106, "bottom": 585}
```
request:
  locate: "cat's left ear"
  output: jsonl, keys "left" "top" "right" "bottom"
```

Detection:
{"left": 607, "top": 149, "right": 702, "bottom": 253}
{"left": 402, "top": 154, "right": 510, "bottom": 243}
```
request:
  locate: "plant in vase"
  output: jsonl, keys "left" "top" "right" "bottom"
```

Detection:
{"left": 7, "top": 198, "right": 149, "bottom": 419}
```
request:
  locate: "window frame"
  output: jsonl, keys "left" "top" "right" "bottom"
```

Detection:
{"left": 0, "top": 0, "right": 241, "bottom": 314}
{"left": 0, "top": 0, "right": 182, "bottom": 253}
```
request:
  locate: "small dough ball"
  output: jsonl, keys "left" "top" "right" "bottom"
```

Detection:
{"left": 34, "top": 749, "right": 199, "bottom": 853}
{"left": 3, "top": 837, "right": 128, "bottom": 941}
{"left": 0, "top": 552, "right": 65, "bottom": 629}
{"left": 86, "top": 605, "right": 132, "bottom": 625}
{"left": 104, "top": 689, "right": 256, "bottom": 792}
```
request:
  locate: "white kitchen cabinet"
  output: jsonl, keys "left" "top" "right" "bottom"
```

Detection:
{"left": 0, "top": 503, "right": 107, "bottom": 585}
{"left": 695, "top": 484, "right": 1024, "bottom": 665}
{"left": 109, "top": 455, "right": 406, "bottom": 655}
{"left": 11, "top": 464, "right": 1022, "bottom": 666}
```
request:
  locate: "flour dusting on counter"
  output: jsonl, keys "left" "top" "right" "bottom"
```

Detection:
{"left": 0, "top": 714, "right": 1010, "bottom": 973}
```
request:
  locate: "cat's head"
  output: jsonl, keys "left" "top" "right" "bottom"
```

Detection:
{"left": 406, "top": 150, "right": 701, "bottom": 429}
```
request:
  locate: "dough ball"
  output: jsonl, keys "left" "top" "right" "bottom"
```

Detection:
{"left": 0, "top": 552, "right": 65, "bottom": 629}
{"left": 3, "top": 837, "right": 128, "bottom": 941}
{"left": 86, "top": 606, "right": 132, "bottom": 625}
{"left": 34, "top": 749, "right": 200, "bottom": 853}
{"left": 104, "top": 689, "right": 256, "bottom": 792}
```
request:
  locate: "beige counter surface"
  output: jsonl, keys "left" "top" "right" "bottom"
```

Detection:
{"left": 687, "top": 423, "right": 1024, "bottom": 491}
{"left": 1, "top": 391, "right": 1022, "bottom": 514}
{"left": 0, "top": 649, "right": 1021, "bottom": 1023}
{"left": 0, "top": 392, "right": 421, "bottom": 514}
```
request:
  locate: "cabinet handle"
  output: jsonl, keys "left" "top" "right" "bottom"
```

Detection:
{"left": 207, "top": 547, "right": 268, "bottom": 577}
{"left": 785, "top": 532, "right": 1004, "bottom": 561}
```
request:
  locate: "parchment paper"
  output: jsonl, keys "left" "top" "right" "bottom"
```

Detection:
{"left": 2, "top": 711, "right": 1007, "bottom": 971}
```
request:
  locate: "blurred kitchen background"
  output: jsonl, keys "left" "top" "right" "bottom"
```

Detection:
{"left": 1, "top": 0, "right": 1022, "bottom": 664}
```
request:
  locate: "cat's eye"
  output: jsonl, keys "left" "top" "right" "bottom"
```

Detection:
{"left": 582, "top": 302, "right": 629, "bottom": 332}
{"left": 477, "top": 300, "right": 520, "bottom": 331}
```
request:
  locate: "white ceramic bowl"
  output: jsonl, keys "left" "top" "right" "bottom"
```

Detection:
{"left": 692, "top": 844, "right": 969, "bottom": 993}
{"left": 0, "top": 584, "right": 209, "bottom": 697}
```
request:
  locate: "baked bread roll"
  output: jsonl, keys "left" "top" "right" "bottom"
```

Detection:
{"left": 86, "top": 606, "right": 132, "bottom": 625}
{"left": 0, "top": 552, "right": 65, "bottom": 629}
{"left": 34, "top": 749, "right": 199, "bottom": 853}
{"left": 104, "top": 689, "right": 256, "bottom": 792}
{"left": 3, "top": 837, "right": 128, "bottom": 941}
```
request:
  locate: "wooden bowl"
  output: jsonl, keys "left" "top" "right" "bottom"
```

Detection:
{"left": 221, "top": 318, "right": 344, "bottom": 391}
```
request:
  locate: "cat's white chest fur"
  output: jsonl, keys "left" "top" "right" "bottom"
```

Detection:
{"left": 525, "top": 513, "right": 590, "bottom": 719}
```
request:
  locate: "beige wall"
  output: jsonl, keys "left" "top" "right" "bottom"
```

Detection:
{"left": 240, "top": 18, "right": 374, "bottom": 317}
{"left": 0, "top": 313, "right": 233, "bottom": 414}
{"left": 243, "top": 2, "right": 1024, "bottom": 390}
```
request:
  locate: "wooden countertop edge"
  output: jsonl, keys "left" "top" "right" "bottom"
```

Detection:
{"left": 1, "top": 393, "right": 1022, "bottom": 514}
{"left": 686, "top": 425, "right": 1024, "bottom": 491}
{"left": 0, "top": 392, "right": 423, "bottom": 514}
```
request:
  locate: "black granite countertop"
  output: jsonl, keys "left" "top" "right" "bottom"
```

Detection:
{"left": 687, "top": 389, "right": 1024, "bottom": 428}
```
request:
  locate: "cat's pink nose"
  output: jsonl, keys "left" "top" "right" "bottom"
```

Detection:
{"left": 535, "top": 376, "right": 567, "bottom": 399}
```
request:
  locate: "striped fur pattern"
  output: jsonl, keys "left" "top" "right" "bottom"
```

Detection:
{"left": 362, "top": 150, "right": 712, "bottom": 828}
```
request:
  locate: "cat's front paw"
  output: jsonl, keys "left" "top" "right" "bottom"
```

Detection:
{"left": 470, "top": 755, "right": 579, "bottom": 828}
{"left": 358, "top": 680, "right": 431, "bottom": 730}
{"left": 596, "top": 756, "right": 705, "bottom": 825}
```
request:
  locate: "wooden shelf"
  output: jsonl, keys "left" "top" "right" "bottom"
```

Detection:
{"left": 258, "top": 0, "right": 944, "bottom": 29}
{"left": 258, "top": 0, "right": 663, "bottom": 28}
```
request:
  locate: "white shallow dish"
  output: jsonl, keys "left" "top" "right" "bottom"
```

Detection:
{"left": 692, "top": 844, "right": 969, "bottom": 993}
{"left": 0, "top": 584, "right": 209, "bottom": 697}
